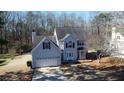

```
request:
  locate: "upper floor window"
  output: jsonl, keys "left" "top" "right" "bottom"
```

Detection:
{"left": 73, "top": 43, "right": 75, "bottom": 48}
{"left": 66, "top": 41, "right": 75, "bottom": 48}
{"left": 77, "top": 40, "right": 84, "bottom": 46}
{"left": 43, "top": 42, "right": 51, "bottom": 49}
{"left": 117, "top": 36, "right": 120, "bottom": 39}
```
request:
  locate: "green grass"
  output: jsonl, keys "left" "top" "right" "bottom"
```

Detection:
{"left": 0, "top": 54, "right": 12, "bottom": 66}
{"left": 0, "top": 59, "right": 11, "bottom": 66}
{"left": 0, "top": 59, "right": 6, "bottom": 64}
{"left": 0, "top": 54, "right": 12, "bottom": 59}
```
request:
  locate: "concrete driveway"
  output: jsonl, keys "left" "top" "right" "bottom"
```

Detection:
{"left": 0, "top": 54, "right": 32, "bottom": 75}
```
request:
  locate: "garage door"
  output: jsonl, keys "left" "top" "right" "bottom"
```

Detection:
{"left": 36, "top": 58, "right": 61, "bottom": 67}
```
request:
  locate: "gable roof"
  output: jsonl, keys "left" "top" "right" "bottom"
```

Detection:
{"left": 33, "top": 36, "right": 57, "bottom": 47}
{"left": 32, "top": 36, "right": 60, "bottom": 53}
{"left": 55, "top": 27, "right": 85, "bottom": 41}
{"left": 62, "top": 34, "right": 76, "bottom": 41}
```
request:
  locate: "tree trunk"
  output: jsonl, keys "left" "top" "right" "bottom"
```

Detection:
{"left": 0, "top": 44, "right": 3, "bottom": 54}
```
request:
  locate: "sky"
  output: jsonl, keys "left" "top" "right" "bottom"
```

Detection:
{"left": 60, "top": 11, "right": 90, "bottom": 20}
{"left": 43, "top": 11, "right": 91, "bottom": 21}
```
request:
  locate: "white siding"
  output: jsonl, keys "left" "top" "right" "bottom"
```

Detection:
{"left": 63, "top": 35, "right": 77, "bottom": 62}
{"left": 32, "top": 38, "right": 61, "bottom": 68}
{"left": 110, "top": 30, "right": 124, "bottom": 58}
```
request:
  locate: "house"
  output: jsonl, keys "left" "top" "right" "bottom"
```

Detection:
{"left": 31, "top": 27, "right": 87, "bottom": 68}
{"left": 110, "top": 27, "right": 124, "bottom": 57}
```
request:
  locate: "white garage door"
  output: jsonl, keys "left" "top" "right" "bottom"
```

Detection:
{"left": 36, "top": 58, "right": 61, "bottom": 67}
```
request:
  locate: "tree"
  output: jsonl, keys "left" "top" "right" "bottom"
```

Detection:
{"left": 0, "top": 12, "right": 5, "bottom": 54}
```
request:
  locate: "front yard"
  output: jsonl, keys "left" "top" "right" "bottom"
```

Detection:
{"left": 0, "top": 53, "right": 124, "bottom": 81}
{"left": 33, "top": 57, "right": 124, "bottom": 81}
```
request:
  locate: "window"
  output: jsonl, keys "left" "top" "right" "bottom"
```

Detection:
{"left": 66, "top": 41, "right": 75, "bottom": 48}
{"left": 77, "top": 40, "right": 80, "bottom": 45}
{"left": 43, "top": 42, "right": 51, "bottom": 49}
{"left": 66, "top": 43, "right": 68, "bottom": 48}
{"left": 77, "top": 40, "right": 84, "bottom": 46}
{"left": 81, "top": 51, "right": 84, "bottom": 56}
{"left": 68, "top": 41, "right": 72, "bottom": 48}
{"left": 117, "top": 36, "right": 120, "bottom": 39}
{"left": 69, "top": 53, "right": 71, "bottom": 57}
{"left": 73, "top": 43, "right": 75, "bottom": 48}
{"left": 81, "top": 42, "right": 84, "bottom": 45}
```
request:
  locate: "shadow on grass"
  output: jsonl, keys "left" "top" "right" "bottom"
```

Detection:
{"left": 0, "top": 60, "right": 6, "bottom": 64}
{"left": 0, "top": 70, "right": 32, "bottom": 81}
{"left": 0, "top": 59, "right": 11, "bottom": 66}
{"left": 75, "top": 65, "right": 124, "bottom": 81}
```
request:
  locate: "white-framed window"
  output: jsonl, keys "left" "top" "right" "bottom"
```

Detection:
{"left": 66, "top": 52, "right": 74, "bottom": 57}
{"left": 117, "top": 36, "right": 120, "bottom": 39}
{"left": 66, "top": 41, "right": 75, "bottom": 48}
{"left": 77, "top": 40, "right": 84, "bottom": 46}
{"left": 43, "top": 42, "right": 51, "bottom": 49}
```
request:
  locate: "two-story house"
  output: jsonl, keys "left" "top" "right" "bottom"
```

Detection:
{"left": 31, "top": 27, "right": 87, "bottom": 68}
{"left": 110, "top": 27, "right": 124, "bottom": 57}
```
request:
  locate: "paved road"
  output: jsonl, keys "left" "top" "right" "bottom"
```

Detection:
{"left": 0, "top": 54, "right": 32, "bottom": 75}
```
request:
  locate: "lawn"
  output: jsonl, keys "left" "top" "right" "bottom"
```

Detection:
{"left": 0, "top": 54, "right": 12, "bottom": 66}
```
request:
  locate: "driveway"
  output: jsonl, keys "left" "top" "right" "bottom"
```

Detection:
{"left": 32, "top": 67, "right": 69, "bottom": 81}
{"left": 0, "top": 54, "right": 32, "bottom": 75}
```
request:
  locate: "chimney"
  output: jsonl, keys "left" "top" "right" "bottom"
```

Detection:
{"left": 32, "top": 29, "right": 36, "bottom": 43}
{"left": 112, "top": 27, "right": 116, "bottom": 40}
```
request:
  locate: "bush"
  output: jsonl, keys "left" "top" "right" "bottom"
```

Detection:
{"left": 16, "top": 45, "right": 32, "bottom": 54}
{"left": 9, "top": 48, "right": 16, "bottom": 59}
{"left": 86, "top": 52, "right": 97, "bottom": 60}
{"left": 27, "top": 60, "right": 32, "bottom": 67}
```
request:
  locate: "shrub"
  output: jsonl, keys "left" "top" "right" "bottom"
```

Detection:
{"left": 27, "top": 60, "right": 32, "bottom": 67}
{"left": 16, "top": 45, "right": 32, "bottom": 54}
{"left": 9, "top": 48, "right": 16, "bottom": 59}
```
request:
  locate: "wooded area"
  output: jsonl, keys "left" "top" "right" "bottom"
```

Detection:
{"left": 0, "top": 11, "right": 124, "bottom": 54}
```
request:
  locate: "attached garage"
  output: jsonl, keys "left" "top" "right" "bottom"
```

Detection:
{"left": 32, "top": 36, "right": 61, "bottom": 68}
{"left": 35, "top": 58, "right": 61, "bottom": 67}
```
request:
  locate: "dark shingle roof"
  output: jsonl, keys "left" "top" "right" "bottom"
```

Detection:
{"left": 33, "top": 36, "right": 57, "bottom": 47}
{"left": 56, "top": 27, "right": 85, "bottom": 40}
